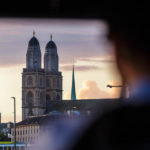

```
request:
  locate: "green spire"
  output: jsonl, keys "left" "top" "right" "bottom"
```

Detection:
{"left": 71, "top": 64, "right": 76, "bottom": 100}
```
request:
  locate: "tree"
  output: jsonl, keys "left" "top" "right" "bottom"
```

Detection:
{"left": 0, "top": 132, "right": 10, "bottom": 141}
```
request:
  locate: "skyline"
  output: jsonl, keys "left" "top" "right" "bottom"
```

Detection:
{"left": 0, "top": 18, "right": 122, "bottom": 122}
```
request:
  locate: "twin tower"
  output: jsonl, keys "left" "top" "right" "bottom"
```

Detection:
{"left": 22, "top": 32, "right": 62, "bottom": 120}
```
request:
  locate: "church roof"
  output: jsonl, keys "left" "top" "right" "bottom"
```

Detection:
{"left": 28, "top": 36, "right": 40, "bottom": 47}
{"left": 16, "top": 115, "right": 63, "bottom": 126}
{"left": 45, "top": 34, "right": 57, "bottom": 50}
{"left": 46, "top": 99, "right": 120, "bottom": 113}
{"left": 46, "top": 40, "right": 57, "bottom": 49}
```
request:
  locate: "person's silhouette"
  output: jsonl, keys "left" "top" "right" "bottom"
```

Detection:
{"left": 70, "top": 1, "right": 150, "bottom": 150}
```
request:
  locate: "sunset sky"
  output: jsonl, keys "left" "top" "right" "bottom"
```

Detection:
{"left": 0, "top": 18, "right": 122, "bottom": 122}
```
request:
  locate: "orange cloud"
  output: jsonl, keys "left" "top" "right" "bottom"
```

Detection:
{"left": 108, "top": 81, "right": 122, "bottom": 98}
{"left": 64, "top": 80, "right": 122, "bottom": 100}
{"left": 77, "top": 80, "right": 110, "bottom": 99}
{"left": 78, "top": 56, "right": 115, "bottom": 63}
{"left": 64, "top": 92, "right": 71, "bottom": 100}
{"left": 60, "top": 65, "right": 102, "bottom": 72}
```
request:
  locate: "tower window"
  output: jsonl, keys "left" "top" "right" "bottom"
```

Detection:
{"left": 46, "top": 94, "right": 51, "bottom": 105}
{"left": 33, "top": 58, "right": 38, "bottom": 68}
{"left": 57, "top": 79, "right": 60, "bottom": 89}
{"left": 53, "top": 78, "right": 56, "bottom": 89}
{"left": 53, "top": 92, "right": 56, "bottom": 100}
{"left": 46, "top": 79, "right": 50, "bottom": 88}
{"left": 56, "top": 94, "right": 60, "bottom": 100}
{"left": 40, "top": 77, "right": 42, "bottom": 86}
{"left": 27, "top": 91, "right": 33, "bottom": 104}
{"left": 46, "top": 94, "right": 50, "bottom": 100}
{"left": 40, "top": 92, "right": 43, "bottom": 104}
{"left": 26, "top": 91, "right": 34, "bottom": 116}
{"left": 27, "top": 76, "right": 33, "bottom": 86}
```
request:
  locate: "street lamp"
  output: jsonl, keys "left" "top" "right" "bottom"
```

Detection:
{"left": 11, "top": 97, "right": 16, "bottom": 150}
{"left": 107, "top": 84, "right": 127, "bottom": 98}
{"left": 107, "top": 84, "right": 123, "bottom": 88}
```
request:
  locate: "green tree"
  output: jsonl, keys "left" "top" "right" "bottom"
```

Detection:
{"left": 0, "top": 132, "right": 10, "bottom": 141}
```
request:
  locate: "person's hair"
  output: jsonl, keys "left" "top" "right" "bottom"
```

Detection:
{"left": 99, "top": 0, "right": 150, "bottom": 72}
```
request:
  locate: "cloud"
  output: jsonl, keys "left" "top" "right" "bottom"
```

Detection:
{"left": 107, "top": 81, "right": 122, "bottom": 98}
{"left": 64, "top": 80, "right": 122, "bottom": 100}
{"left": 108, "top": 81, "right": 130, "bottom": 98}
{"left": 64, "top": 92, "right": 71, "bottom": 100}
{"left": 78, "top": 56, "right": 115, "bottom": 63}
{"left": 0, "top": 18, "right": 113, "bottom": 67}
{"left": 77, "top": 80, "right": 110, "bottom": 99}
{"left": 60, "top": 65, "right": 102, "bottom": 72}
{"left": 2, "top": 114, "right": 21, "bottom": 122}
{"left": 0, "top": 61, "right": 25, "bottom": 68}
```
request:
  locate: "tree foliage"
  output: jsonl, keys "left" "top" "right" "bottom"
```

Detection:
{"left": 0, "top": 132, "right": 10, "bottom": 141}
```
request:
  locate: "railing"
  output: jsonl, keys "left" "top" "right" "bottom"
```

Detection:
{"left": 23, "top": 68, "right": 62, "bottom": 76}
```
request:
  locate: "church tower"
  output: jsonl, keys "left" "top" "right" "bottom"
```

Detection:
{"left": 22, "top": 33, "right": 62, "bottom": 120}
{"left": 44, "top": 34, "right": 62, "bottom": 107}
{"left": 44, "top": 34, "right": 58, "bottom": 72}
{"left": 22, "top": 32, "right": 46, "bottom": 120}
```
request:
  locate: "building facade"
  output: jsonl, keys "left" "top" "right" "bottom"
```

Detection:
{"left": 22, "top": 33, "right": 63, "bottom": 120}
{"left": 11, "top": 117, "right": 40, "bottom": 144}
{"left": 12, "top": 99, "right": 120, "bottom": 144}
{"left": 11, "top": 115, "right": 67, "bottom": 144}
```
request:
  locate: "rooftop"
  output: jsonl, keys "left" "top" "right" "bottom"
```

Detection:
{"left": 16, "top": 114, "right": 64, "bottom": 127}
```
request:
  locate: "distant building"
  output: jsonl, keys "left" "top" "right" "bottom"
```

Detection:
{"left": 46, "top": 99, "right": 119, "bottom": 114}
{"left": 11, "top": 116, "right": 40, "bottom": 144}
{"left": 12, "top": 98, "right": 119, "bottom": 144}
{"left": 22, "top": 33, "right": 62, "bottom": 120}
{"left": 21, "top": 33, "right": 120, "bottom": 124}
{"left": 15, "top": 32, "right": 122, "bottom": 145}
{"left": 11, "top": 115, "right": 71, "bottom": 144}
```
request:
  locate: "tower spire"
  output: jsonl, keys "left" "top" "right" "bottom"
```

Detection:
{"left": 33, "top": 30, "right": 35, "bottom": 36}
{"left": 50, "top": 34, "right": 52, "bottom": 40}
{"left": 71, "top": 64, "right": 76, "bottom": 100}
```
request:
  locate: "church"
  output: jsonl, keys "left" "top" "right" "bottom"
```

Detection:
{"left": 11, "top": 32, "right": 119, "bottom": 144}
{"left": 22, "top": 32, "right": 117, "bottom": 121}
{"left": 22, "top": 32, "right": 62, "bottom": 120}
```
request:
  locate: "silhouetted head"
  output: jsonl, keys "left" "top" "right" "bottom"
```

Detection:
{"left": 102, "top": 0, "right": 150, "bottom": 86}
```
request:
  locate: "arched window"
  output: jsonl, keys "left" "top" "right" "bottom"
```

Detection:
{"left": 27, "top": 91, "right": 33, "bottom": 104}
{"left": 40, "top": 92, "right": 43, "bottom": 104}
{"left": 27, "top": 76, "right": 33, "bottom": 86}
{"left": 27, "top": 52, "right": 33, "bottom": 68}
{"left": 33, "top": 58, "right": 38, "bottom": 68}
{"left": 56, "top": 94, "right": 60, "bottom": 100}
{"left": 46, "top": 94, "right": 51, "bottom": 105}
{"left": 46, "top": 79, "right": 51, "bottom": 88}
{"left": 26, "top": 91, "right": 33, "bottom": 115}
{"left": 53, "top": 78, "right": 56, "bottom": 89}
{"left": 53, "top": 92, "right": 56, "bottom": 100}
{"left": 46, "top": 94, "right": 50, "bottom": 101}
{"left": 57, "top": 79, "right": 60, "bottom": 89}
{"left": 40, "top": 77, "right": 42, "bottom": 86}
